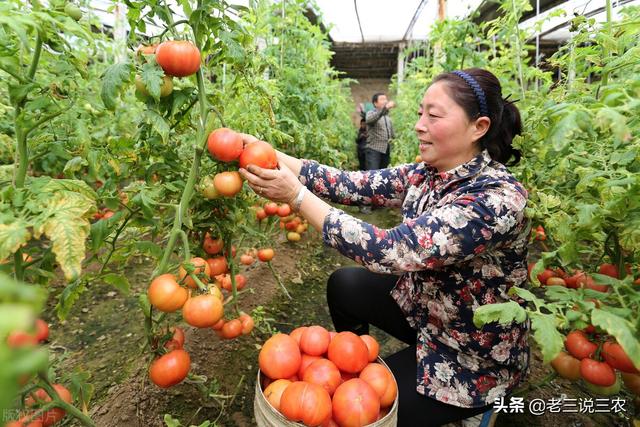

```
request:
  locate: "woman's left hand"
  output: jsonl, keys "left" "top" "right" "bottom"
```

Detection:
{"left": 239, "top": 162, "right": 302, "bottom": 205}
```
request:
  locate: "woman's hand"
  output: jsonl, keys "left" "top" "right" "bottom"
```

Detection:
{"left": 239, "top": 162, "right": 302, "bottom": 205}
{"left": 238, "top": 132, "right": 260, "bottom": 148}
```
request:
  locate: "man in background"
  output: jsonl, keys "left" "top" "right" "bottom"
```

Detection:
{"left": 364, "top": 92, "right": 395, "bottom": 171}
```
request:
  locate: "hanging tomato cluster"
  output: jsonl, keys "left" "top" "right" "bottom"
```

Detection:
{"left": 258, "top": 326, "right": 397, "bottom": 426}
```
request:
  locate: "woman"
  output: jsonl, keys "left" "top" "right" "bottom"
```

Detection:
{"left": 239, "top": 68, "right": 530, "bottom": 426}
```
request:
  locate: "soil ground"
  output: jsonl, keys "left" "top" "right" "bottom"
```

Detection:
{"left": 43, "top": 207, "right": 638, "bottom": 427}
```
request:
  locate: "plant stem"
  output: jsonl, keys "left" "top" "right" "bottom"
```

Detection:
{"left": 37, "top": 373, "right": 96, "bottom": 426}
{"left": 510, "top": 0, "right": 526, "bottom": 100}
{"left": 601, "top": 0, "right": 613, "bottom": 87}
{"left": 267, "top": 261, "right": 291, "bottom": 299}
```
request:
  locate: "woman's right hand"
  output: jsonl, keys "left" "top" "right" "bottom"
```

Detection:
{"left": 238, "top": 132, "right": 260, "bottom": 148}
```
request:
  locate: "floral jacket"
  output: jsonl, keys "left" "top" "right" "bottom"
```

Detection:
{"left": 298, "top": 150, "right": 530, "bottom": 408}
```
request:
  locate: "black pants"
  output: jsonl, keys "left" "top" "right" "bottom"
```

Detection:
{"left": 364, "top": 147, "right": 390, "bottom": 170}
{"left": 357, "top": 144, "right": 367, "bottom": 170}
{"left": 327, "top": 267, "right": 493, "bottom": 426}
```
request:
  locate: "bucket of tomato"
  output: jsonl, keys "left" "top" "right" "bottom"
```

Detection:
{"left": 254, "top": 325, "right": 398, "bottom": 427}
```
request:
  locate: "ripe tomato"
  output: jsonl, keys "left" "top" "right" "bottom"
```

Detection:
{"left": 220, "top": 319, "right": 243, "bottom": 339}
{"left": 565, "top": 330, "right": 597, "bottom": 360}
{"left": 7, "top": 331, "right": 38, "bottom": 347}
{"left": 300, "top": 325, "right": 331, "bottom": 356}
{"left": 211, "top": 318, "right": 225, "bottom": 331}
{"left": 290, "top": 326, "right": 307, "bottom": 345}
{"left": 263, "top": 378, "right": 292, "bottom": 411}
{"left": 5, "top": 419, "right": 43, "bottom": 427}
{"left": 256, "top": 208, "right": 267, "bottom": 221}
{"left": 598, "top": 263, "right": 619, "bottom": 278}
{"left": 148, "top": 274, "right": 188, "bottom": 312}
{"left": 359, "top": 363, "right": 397, "bottom": 408}
{"left": 26, "top": 383, "right": 73, "bottom": 426}
{"left": 149, "top": 349, "right": 190, "bottom": 388}
{"left": 164, "top": 326, "right": 185, "bottom": 351}
{"left": 240, "top": 254, "right": 255, "bottom": 265}
{"left": 182, "top": 294, "right": 223, "bottom": 328}
{"left": 221, "top": 273, "right": 247, "bottom": 291}
{"left": 135, "top": 74, "right": 173, "bottom": 98}
{"left": 206, "top": 256, "right": 228, "bottom": 277}
{"left": 578, "top": 274, "right": 608, "bottom": 293}
{"left": 257, "top": 248, "right": 275, "bottom": 262}
{"left": 580, "top": 358, "right": 616, "bottom": 387}
{"left": 239, "top": 140, "right": 278, "bottom": 169}
{"left": 239, "top": 313, "right": 254, "bottom": 335}
{"left": 264, "top": 202, "right": 279, "bottom": 216}
{"left": 155, "top": 40, "right": 201, "bottom": 77}
{"left": 537, "top": 269, "right": 557, "bottom": 285}
{"left": 546, "top": 277, "right": 566, "bottom": 287}
{"left": 136, "top": 44, "right": 157, "bottom": 56}
{"left": 298, "top": 354, "right": 322, "bottom": 378}
{"left": 207, "top": 128, "right": 243, "bottom": 162}
{"left": 213, "top": 171, "right": 243, "bottom": 197}
{"left": 277, "top": 204, "right": 292, "bottom": 217}
{"left": 328, "top": 332, "right": 369, "bottom": 374}
{"left": 602, "top": 342, "right": 639, "bottom": 373}
{"left": 550, "top": 351, "right": 581, "bottom": 380}
{"left": 203, "top": 233, "right": 224, "bottom": 255}
{"left": 565, "top": 271, "right": 584, "bottom": 289}
{"left": 279, "top": 381, "right": 332, "bottom": 426}
{"left": 259, "top": 333, "right": 302, "bottom": 380}
{"left": 621, "top": 372, "right": 640, "bottom": 396}
{"left": 178, "top": 257, "right": 211, "bottom": 289}
{"left": 360, "top": 335, "right": 380, "bottom": 362}
{"left": 332, "top": 379, "right": 380, "bottom": 427}
{"left": 33, "top": 319, "right": 48, "bottom": 343}
{"left": 303, "top": 359, "right": 342, "bottom": 396}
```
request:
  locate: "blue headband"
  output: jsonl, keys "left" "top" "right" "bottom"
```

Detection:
{"left": 452, "top": 70, "right": 490, "bottom": 117}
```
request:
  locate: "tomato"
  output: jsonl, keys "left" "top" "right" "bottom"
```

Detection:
{"left": 207, "top": 128, "right": 243, "bottom": 162}
{"left": 290, "top": 326, "right": 307, "bottom": 345}
{"left": 213, "top": 171, "right": 243, "bottom": 197}
{"left": 149, "top": 349, "right": 190, "bottom": 388}
{"left": 155, "top": 40, "right": 201, "bottom": 77}
{"left": 359, "top": 363, "right": 397, "bottom": 408}
{"left": 7, "top": 331, "right": 38, "bottom": 347}
{"left": 239, "top": 313, "right": 254, "bottom": 335}
{"left": 565, "top": 271, "right": 584, "bottom": 289}
{"left": 414, "top": 154, "right": 422, "bottom": 163}
{"left": 287, "top": 232, "right": 301, "bottom": 242}
{"left": 360, "top": 335, "right": 380, "bottom": 362}
{"left": 182, "top": 294, "right": 223, "bottom": 328}
{"left": 580, "top": 358, "right": 616, "bottom": 387}
{"left": 203, "top": 233, "right": 224, "bottom": 255}
{"left": 211, "top": 318, "right": 225, "bottom": 331}
{"left": 622, "top": 372, "right": 640, "bottom": 396}
{"left": 332, "top": 379, "right": 380, "bottom": 427}
{"left": 259, "top": 333, "right": 302, "bottom": 380}
{"left": 534, "top": 225, "right": 546, "bottom": 241}
{"left": 583, "top": 375, "right": 621, "bottom": 396}
{"left": 328, "top": 332, "right": 369, "bottom": 374}
{"left": 221, "top": 273, "right": 247, "bottom": 291}
{"left": 5, "top": 419, "right": 43, "bottom": 427}
{"left": 26, "top": 383, "right": 72, "bottom": 426}
{"left": 303, "top": 359, "right": 342, "bottom": 396}
{"left": 277, "top": 204, "right": 292, "bottom": 217}
{"left": 598, "top": 263, "right": 619, "bottom": 278}
{"left": 565, "top": 330, "right": 597, "bottom": 360}
{"left": 206, "top": 256, "right": 228, "bottom": 277}
{"left": 135, "top": 74, "right": 173, "bottom": 98}
{"left": 178, "top": 257, "right": 211, "bottom": 289}
{"left": 136, "top": 44, "right": 157, "bottom": 56}
{"left": 257, "top": 248, "right": 275, "bottom": 262}
{"left": 220, "top": 319, "right": 243, "bottom": 339}
{"left": 239, "top": 140, "right": 278, "bottom": 169}
{"left": 263, "top": 378, "right": 292, "bottom": 411}
{"left": 537, "top": 269, "right": 557, "bottom": 285}
{"left": 279, "top": 381, "right": 332, "bottom": 426}
{"left": 170, "top": 326, "right": 185, "bottom": 347}
{"left": 264, "top": 202, "right": 279, "bottom": 216}
{"left": 298, "top": 354, "right": 322, "bottom": 379}
{"left": 147, "top": 274, "right": 188, "bottom": 312}
{"left": 64, "top": 3, "right": 82, "bottom": 21}
{"left": 200, "top": 175, "right": 219, "bottom": 199}
{"left": 578, "top": 274, "right": 608, "bottom": 293}
{"left": 240, "top": 254, "right": 255, "bottom": 265}
{"left": 602, "top": 342, "right": 639, "bottom": 373}
{"left": 256, "top": 208, "right": 267, "bottom": 221}
{"left": 300, "top": 325, "right": 331, "bottom": 356}
{"left": 545, "top": 277, "right": 566, "bottom": 287}
{"left": 102, "top": 210, "right": 114, "bottom": 220}
{"left": 550, "top": 351, "right": 581, "bottom": 380}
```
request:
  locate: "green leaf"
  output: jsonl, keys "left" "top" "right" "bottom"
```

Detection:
{"left": 143, "top": 110, "right": 170, "bottom": 143}
{"left": 55, "top": 279, "right": 86, "bottom": 320}
{"left": 530, "top": 312, "right": 565, "bottom": 363}
{"left": 63, "top": 156, "right": 88, "bottom": 176}
{"left": 101, "top": 62, "right": 134, "bottom": 111}
{"left": 591, "top": 309, "right": 640, "bottom": 370}
{"left": 134, "top": 241, "right": 163, "bottom": 259}
{"left": 472, "top": 301, "right": 527, "bottom": 328}
{"left": 138, "top": 294, "right": 151, "bottom": 319}
{"left": 139, "top": 62, "right": 164, "bottom": 101}
{"left": 0, "top": 220, "right": 31, "bottom": 261}
{"left": 103, "top": 273, "right": 130, "bottom": 295}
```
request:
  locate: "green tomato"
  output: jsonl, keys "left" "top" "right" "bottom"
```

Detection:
{"left": 200, "top": 176, "right": 219, "bottom": 200}
{"left": 134, "top": 75, "right": 173, "bottom": 98}
{"left": 582, "top": 376, "right": 622, "bottom": 396}
{"left": 64, "top": 3, "right": 82, "bottom": 21}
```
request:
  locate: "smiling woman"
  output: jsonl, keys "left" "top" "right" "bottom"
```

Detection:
{"left": 238, "top": 67, "right": 529, "bottom": 426}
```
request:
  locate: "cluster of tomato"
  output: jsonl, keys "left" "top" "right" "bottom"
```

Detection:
{"left": 259, "top": 326, "right": 397, "bottom": 427}
{"left": 530, "top": 262, "right": 640, "bottom": 290}
{"left": 6, "top": 319, "right": 75, "bottom": 426}
{"left": 255, "top": 201, "right": 310, "bottom": 242}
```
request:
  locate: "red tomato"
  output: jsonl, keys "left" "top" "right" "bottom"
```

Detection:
{"left": 264, "top": 202, "right": 279, "bottom": 216}
{"left": 537, "top": 269, "right": 557, "bottom": 285}
{"left": 35, "top": 319, "right": 49, "bottom": 342}
{"left": 257, "top": 248, "right": 275, "bottom": 262}
{"left": 164, "top": 326, "right": 185, "bottom": 350}
{"left": 578, "top": 274, "right": 608, "bottom": 293}
{"left": 221, "top": 273, "right": 247, "bottom": 291}
{"left": 5, "top": 419, "right": 43, "bottom": 427}
{"left": 359, "top": 363, "right": 397, "bottom": 408}
{"left": 565, "top": 330, "right": 597, "bottom": 360}
{"left": 332, "top": 379, "right": 380, "bottom": 427}
{"left": 300, "top": 325, "right": 331, "bottom": 356}
{"left": 211, "top": 318, "right": 225, "bottom": 331}
{"left": 550, "top": 351, "right": 581, "bottom": 381}
{"left": 303, "top": 358, "right": 342, "bottom": 396}
{"left": 213, "top": 171, "right": 243, "bottom": 197}
{"left": 598, "top": 263, "right": 619, "bottom": 278}
{"left": 290, "top": 327, "right": 307, "bottom": 345}
{"left": 298, "top": 354, "right": 322, "bottom": 379}
{"left": 178, "top": 257, "right": 211, "bottom": 289}
{"left": 328, "top": 332, "right": 369, "bottom": 374}
{"left": 565, "top": 271, "right": 584, "bottom": 289}
{"left": 182, "top": 294, "right": 223, "bottom": 328}
{"left": 279, "top": 381, "right": 332, "bottom": 426}
{"left": 602, "top": 342, "right": 639, "bottom": 373}
{"left": 546, "top": 277, "right": 566, "bottom": 287}
{"left": 360, "top": 335, "right": 380, "bottom": 362}
{"left": 259, "top": 333, "right": 302, "bottom": 380}
{"left": 25, "top": 383, "right": 73, "bottom": 426}
{"left": 207, "top": 128, "right": 243, "bottom": 162}
{"left": 240, "top": 254, "right": 255, "bottom": 265}
{"left": 256, "top": 208, "right": 267, "bottom": 221}
{"left": 580, "top": 358, "right": 616, "bottom": 387}
{"left": 239, "top": 140, "right": 278, "bottom": 169}
{"left": 149, "top": 349, "right": 191, "bottom": 388}
{"left": 147, "top": 274, "right": 188, "bottom": 312}
{"left": 206, "top": 256, "right": 228, "bottom": 277}
{"left": 203, "top": 233, "right": 224, "bottom": 255}
{"left": 136, "top": 44, "right": 157, "bottom": 55}
{"left": 239, "top": 313, "right": 254, "bottom": 335}
{"left": 277, "top": 204, "right": 292, "bottom": 217}
{"left": 7, "top": 331, "right": 38, "bottom": 347}
{"left": 155, "top": 40, "right": 201, "bottom": 77}
{"left": 263, "top": 379, "right": 292, "bottom": 411}
{"left": 220, "top": 319, "right": 243, "bottom": 339}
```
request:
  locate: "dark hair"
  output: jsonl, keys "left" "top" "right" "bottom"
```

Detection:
{"left": 372, "top": 92, "right": 385, "bottom": 104}
{"left": 432, "top": 68, "right": 522, "bottom": 166}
